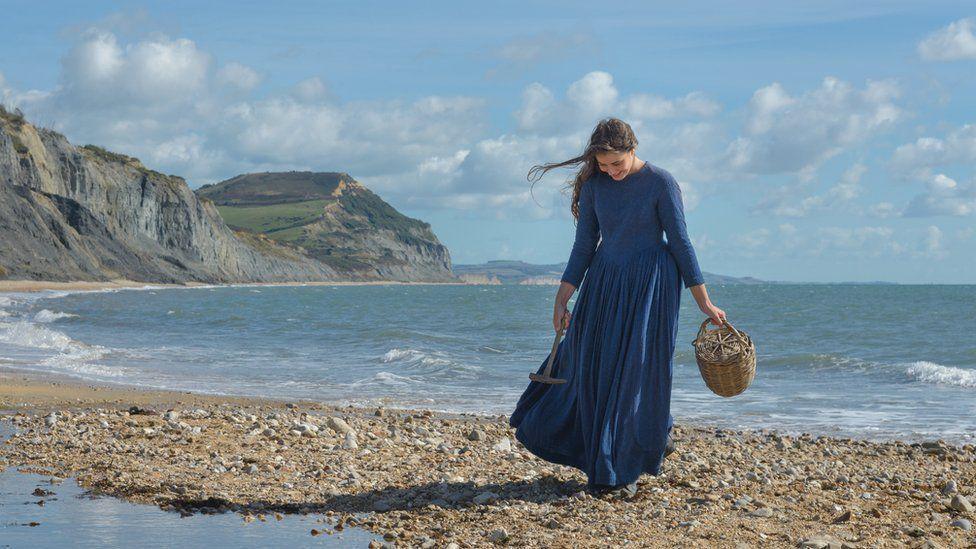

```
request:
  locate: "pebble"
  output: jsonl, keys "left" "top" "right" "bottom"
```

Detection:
{"left": 342, "top": 431, "right": 358, "bottom": 450}
{"left": 491, "top": 437, "right": 512, "bottom": 452}
{"left": 328, "top": 416, "right": 355, "bottom": 435}
{"left": 473, "top": 491, "right": 499, "bottom": 505}
{"left": 796, "top": 533, "right": 849, "bottom": 548}
{"left": 949, "top": 494, "right": 973, "bottom": 513}
{"left": 4, "top": 402, "right": 975, "bottom": 548}
{"left": 487, "top": 528, "right": 509, "bottom": 542}
{"left": 949, "top": 518, "right": 971, "bottom": 531}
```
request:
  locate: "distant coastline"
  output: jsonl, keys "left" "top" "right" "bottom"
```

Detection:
{"left": 5, "top": 276, "right": 970, "bottom": 294}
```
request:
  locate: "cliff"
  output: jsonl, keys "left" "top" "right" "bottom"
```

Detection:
{"left": 0, "top": 108, "right": 340, "bottom": 283}
{"left": 196, "top": 172, "right": 458, "bottom": 282}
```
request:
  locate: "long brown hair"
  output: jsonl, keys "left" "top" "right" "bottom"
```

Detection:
{"left": 527, "top": 117, "right": 639, "bottom": 220}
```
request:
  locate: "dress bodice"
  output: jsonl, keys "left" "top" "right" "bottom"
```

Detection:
{"left": 560, "top": 161, "right": 705, "bottom": 290}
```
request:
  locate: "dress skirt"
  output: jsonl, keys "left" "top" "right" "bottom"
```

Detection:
{"left": 508, "top": 242, "right": 683, "bottom": 488}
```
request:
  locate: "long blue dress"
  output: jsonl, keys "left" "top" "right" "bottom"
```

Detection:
{"left": 508, "top": 160, "right": 704, "bottom": 489}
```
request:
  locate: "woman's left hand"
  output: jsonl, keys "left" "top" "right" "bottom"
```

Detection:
{"left": 702, "top": 303, "right": 726, "bottom": 326}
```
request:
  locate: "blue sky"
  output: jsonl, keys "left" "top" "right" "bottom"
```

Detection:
{"left": 2, "top": 2, "right": 974, "bottom": 283}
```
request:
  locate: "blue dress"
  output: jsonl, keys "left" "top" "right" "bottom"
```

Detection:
{"left": 508, "top": 161, "right": 704, "bottom": 489}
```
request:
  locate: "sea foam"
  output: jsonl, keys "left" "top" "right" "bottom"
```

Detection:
{"left": 905, "top": 361, "right": 976, "bottom": 388}
{"left": 34, "top": 309, "right": 79, "bottom": 323}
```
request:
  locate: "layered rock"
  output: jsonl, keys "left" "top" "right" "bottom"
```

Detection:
{"left": 0, "top": 109, "right": 455, "bottom": 283}
{"left": 197, "top": 171, "right": 458, "bottom": 282}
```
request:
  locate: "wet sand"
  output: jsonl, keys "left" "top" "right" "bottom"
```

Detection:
{"left": 1, "top": 371, "right": 974, "bottom": 548}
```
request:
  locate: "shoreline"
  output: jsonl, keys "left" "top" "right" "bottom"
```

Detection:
{"left": 0, "top": 278, "right": 471, "bottom": 294}
{"left": 1, "top": 370, "right": 975, "bottom": 547}
{"left": 0, "top": 368, "right": 485, "bottom": 422}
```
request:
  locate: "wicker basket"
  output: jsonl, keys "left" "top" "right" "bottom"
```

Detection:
{"left": 692, "top": 318, "right": 756, "bottom": 397}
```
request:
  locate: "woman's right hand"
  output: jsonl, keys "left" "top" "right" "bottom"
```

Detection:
{"left": 553, "top": 302, "right": 571, "bottom": 333}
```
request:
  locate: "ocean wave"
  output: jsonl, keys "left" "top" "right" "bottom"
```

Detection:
{"left": 0, "top": 320, "right": 77, "bottom": 350}
{"left": 379, "top": 347, "right": 482, "bottom": 379}
{"left": 34, "top": 309, "right": 79, "bottom": 323}
{"left": 349, "top": 371, "right": 423, "bottom": 386}
{"left": 0, "top": 319, "right": 119, "bottom": 378}
{"left": 905, "top": 361, "right": 976, "bottom": 388}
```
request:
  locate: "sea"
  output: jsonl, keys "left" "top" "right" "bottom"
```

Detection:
{"left": 0, "top": 283, "right": 973, "bottom": 444}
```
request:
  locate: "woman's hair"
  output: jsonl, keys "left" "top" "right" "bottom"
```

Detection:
{"left": 527, "top": 117, "right": 638, "bottom": 220}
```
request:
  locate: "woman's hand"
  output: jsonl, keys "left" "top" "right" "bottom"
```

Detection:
{"left": 553, "top": 302, "right": 571, "bottom": 333}
{"left": 553, "top": 281, "right": 577, "bottom": 333}
{"left": 701, "top": 302, "right": 727, "bottom": 326}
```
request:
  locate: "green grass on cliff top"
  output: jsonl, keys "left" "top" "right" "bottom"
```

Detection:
{"left": 216, "top": 200, "right": 328, "bottom": 242}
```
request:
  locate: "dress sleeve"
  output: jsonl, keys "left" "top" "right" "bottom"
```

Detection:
{"left": 657, "top": 173, "right": 705, "bottom": 289}
{"left": 560, "top": 182, "right": 600, "bottom": 289}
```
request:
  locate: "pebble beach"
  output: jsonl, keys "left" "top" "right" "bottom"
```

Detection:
{"left": 1, "top": 372, "right": 975, "bottom": 548}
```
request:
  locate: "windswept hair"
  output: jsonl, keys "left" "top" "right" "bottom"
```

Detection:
{"left": 527, "top": 117, "right": 638, "bottom": 220}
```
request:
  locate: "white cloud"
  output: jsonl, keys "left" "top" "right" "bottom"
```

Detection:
{"left": 920, "top": 225, "right": 946, "bottom": 259}
{"left": 291, "top": 77, "right": 329, "bottom": 102}
{"left": 216, "top": 62, "right": 261, "bottom": 92}
{"left": 812, "top": 226, "right": 898, "bottom": 257}
{"left": 566, "top": 71, "right": 618, "bottom": 121}
{"left": 514, "top": 71, "right": 720, "bottom": 137}
{"left": 918, "top": 18, "right": 976, "bottom": 61}
{"left": 891, "top": 124, "right": 976, "bottom": 180}
{"left": 751, "top": 162, "right": 868, "bottom": 217}
{"left": 732, "top": 227, "right": 771, "bottom": 250}
{"left": 7, "top": 30, "right": 487, "bottom": 190}
{"left": 867, "top": 202, "right": 897, "bottom": 218}
{"left": 623, "top": 90, "right": 720, "bottom": 120}
{"left": 725, "top": 77, "right": 900, "bottom": 179}
{"left": 60, "top": 30, "right": 210, "bottom": 110}
{"left": 902, "top": 173, "right": 976, "bottom": 217}
{"left": 515, "top": 83, "right": 556, "bottom": 132}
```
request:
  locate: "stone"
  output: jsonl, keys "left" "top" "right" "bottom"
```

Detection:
{"left": 473, "top": 491, "right": 500, "bottom": 505}
{"left": 342, "top": 432, "right": 358, "bottom": 450}
{"left": 492, "top": 437, "right": 512, "bottom": 452}
{"left": 328, "top": 416, "right": 355, "bottom": 435}
{"left": 467, "top": 429, "right": 485, "bottom": 441}
{"left": 949, "top": 518, "right": 971, "bottom": 531}
{"left": 748, "top": 507, "right": 773, "bottom": 517}
{"left": 948, "top": 494, "right": 973, "bottom": 513}
{"left": 940, "top": 480, "right": 957, "bottom": 495}
{"left": 796, "top": 533, "right": 845, "bottom": 548}
{"left": 487, "top": 528, "right": 509, "bottom": 542}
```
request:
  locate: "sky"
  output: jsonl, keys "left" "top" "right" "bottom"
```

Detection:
{"left": 1, "top": 1, "right": 974, "bottom": 283}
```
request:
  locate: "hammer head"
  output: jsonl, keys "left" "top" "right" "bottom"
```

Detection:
{"left": 528, "top": 373, "right": 567, "bottom": 384}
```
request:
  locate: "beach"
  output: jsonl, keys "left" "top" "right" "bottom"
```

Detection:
{"left": 2, "top": 369, "right": 974, "bottom": 548}
{"left": 0, "top": 279, "right": 468, "bottom": 294}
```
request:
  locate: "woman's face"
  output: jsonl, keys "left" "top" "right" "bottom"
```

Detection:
{"left": 594, "top": 150, "right": 635, "bottom": 181}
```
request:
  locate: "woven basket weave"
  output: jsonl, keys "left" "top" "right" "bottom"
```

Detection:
{"left": 692, "top": 318, "right": 756, "bottom": 397}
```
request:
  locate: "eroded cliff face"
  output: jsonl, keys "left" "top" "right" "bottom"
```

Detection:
{"left": 0, "top": 111, "right": 338, "bottom": 283}
{"left": 197, "top": 171, "right": 460, "bottom": 283}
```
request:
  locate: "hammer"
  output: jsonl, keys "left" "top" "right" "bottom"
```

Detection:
{"left": 529, "top": 325, "right": 568, "bottom": 384}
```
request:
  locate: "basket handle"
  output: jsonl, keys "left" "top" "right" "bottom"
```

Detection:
{"left": 696, "top": 317, "right": 747, "bottom": 344}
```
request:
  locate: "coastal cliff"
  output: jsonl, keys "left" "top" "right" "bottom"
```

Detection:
{"left": 0, "top": 108, "right": 457, "bottom": 284}
{"left": 196, "top": 172, "right": 458, "bottom": 282}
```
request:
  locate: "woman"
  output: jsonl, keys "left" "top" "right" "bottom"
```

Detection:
{"left": 508, "top": 117, "right": 726, "bottom": 499}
